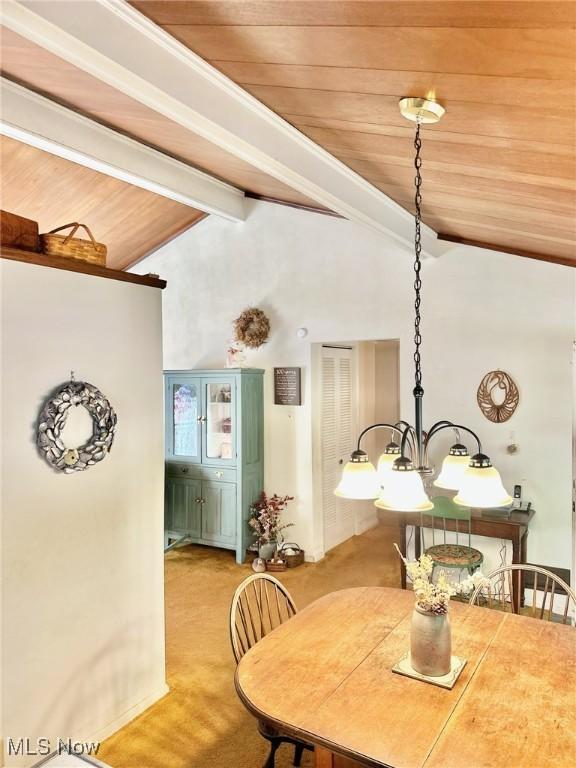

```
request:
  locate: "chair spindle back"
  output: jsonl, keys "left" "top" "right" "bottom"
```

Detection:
{"left": 230, "top": 574, "right": 297, "bottom": 662}
{"left": 469, "top": 564, "right": 576, "bottom": 625}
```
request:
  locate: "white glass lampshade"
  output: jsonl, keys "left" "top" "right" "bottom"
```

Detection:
{"left": 453, "top": 454, "right": 513, "bottom": 509}
{"left": 433, "top": 443, "right": 470, "bottom": 491}
{"left": 375, "top": 457, "right": 434, "bottom": 512}
{"left": 377, "top": 442, "right": 401, "bottom": 484}
{"left": 334, "top": 452, "right": 380, "bottom": 500}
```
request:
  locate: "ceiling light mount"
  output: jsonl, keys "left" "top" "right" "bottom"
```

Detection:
{"left": 399, "top": 97, "right": 445, "bottom": 124}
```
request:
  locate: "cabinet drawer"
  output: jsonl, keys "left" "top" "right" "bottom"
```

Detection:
{"left": 166, "top": 462, "right": 202, "bottom": 479}
{"left": 201, "top": 466, "right": 237, "bottom": 483}
{"left": 166, "top": 462, "right": 236, "bottom": 484}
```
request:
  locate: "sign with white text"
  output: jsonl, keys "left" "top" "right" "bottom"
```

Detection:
{"left": 274, "top": 367, "right": 302, "bottom": 406}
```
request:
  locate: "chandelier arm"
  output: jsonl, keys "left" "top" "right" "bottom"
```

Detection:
{"left": 396, "top": 420, "right": 418, "bottom": 461}
{"left": 356, "top": 423, "right": 404, "bottom": 453}
{"left": 425, "top": 420, "right": 456, "bottom": 459}
{"left": 421, "top": 426, "right": 435, "bottom": 471}
{"left": 399, "top": 424, "right": 418, "bottom": 461}
{"left": 425, "top": 423, "right": 482, "bottom": 454}
{"left": 427, "top": 420, "right": 454, "bottom": 436}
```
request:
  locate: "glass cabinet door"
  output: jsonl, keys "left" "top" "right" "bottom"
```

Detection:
{"left": 171, "top": 380, "right": 201, "bottom": 462}
{"left": 203, "top": 380, "right": 235, "bottom": 464}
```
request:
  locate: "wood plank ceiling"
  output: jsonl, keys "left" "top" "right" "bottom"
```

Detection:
{"left": 0, "top": 27, "right": 323, "bottom": 211}
{"left": 0, "top": 136, "right": 206, "bottom": 270}
{"left": 130, "top": 0, "right": 576, "bottom": 265}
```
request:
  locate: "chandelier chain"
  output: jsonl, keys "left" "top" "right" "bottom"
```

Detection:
{"left": 413, "top": 122, "right": 423, "bottom": 391}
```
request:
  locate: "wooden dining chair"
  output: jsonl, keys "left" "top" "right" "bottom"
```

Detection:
{"left": 469, "top": 564, "right": 576, "bottom": 625}
{"left": 230, "top": 574, "right": 313, "bottom": 768}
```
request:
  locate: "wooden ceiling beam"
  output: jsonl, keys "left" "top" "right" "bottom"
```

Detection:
{"left": 1, "top": 0, "right": 443, "bottom": 257}
{"left": 0, "top": 78, "right": 246, "bottom": 221}
{"left": 0, "top": 27, "right": 324, "bottom": 211}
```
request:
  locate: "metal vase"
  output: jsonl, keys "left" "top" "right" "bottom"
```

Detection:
{"left": 258, "top": 541, "right": 276, "bottom": 560}
{"left": 410, "top": 604, "right": 452, "bottom": 677}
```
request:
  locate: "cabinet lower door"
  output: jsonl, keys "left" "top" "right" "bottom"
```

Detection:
{"left": 165, "top": 476, "right": 202, "bottom": 538}
{"left": 201, "top": 481, "right": 237, "bottom": 546}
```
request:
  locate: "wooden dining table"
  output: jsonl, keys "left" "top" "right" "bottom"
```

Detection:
{"left": 235, "top": 587, "right": 576, "bottom": 768}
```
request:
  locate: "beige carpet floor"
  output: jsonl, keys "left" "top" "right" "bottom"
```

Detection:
{"left": 98, "top": 522, "right": 401, "bottom": 768}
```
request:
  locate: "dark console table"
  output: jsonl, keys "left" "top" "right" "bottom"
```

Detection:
{"left": 392, "top": 506, "right": 535, "bottom": 612}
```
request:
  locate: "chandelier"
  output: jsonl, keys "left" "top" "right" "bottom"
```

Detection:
{"left": 335, "top": 97, "right": 512, "bottom": 512}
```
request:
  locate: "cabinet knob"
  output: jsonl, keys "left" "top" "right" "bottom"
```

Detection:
{"left": 215, "top": 471, "right": 224, "bottom": 478}
{"left": 195, "top": 497, "right": 202, "bottom": 504}
{"left": 181, "top": 467, "right": 189, "bottom": 473}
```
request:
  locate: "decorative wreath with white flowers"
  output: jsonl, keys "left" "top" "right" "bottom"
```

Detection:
{"left": 233, "top": 307, "right": 271, "bottom": 349}
{"left": 37, "top": 379, "right": 117, "bottom": 473}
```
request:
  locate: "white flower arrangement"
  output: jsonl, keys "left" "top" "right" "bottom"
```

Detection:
{"left": 394, "top": 544, "right": 488, "bottom": 615}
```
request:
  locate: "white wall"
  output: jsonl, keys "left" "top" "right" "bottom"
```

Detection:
{"left": 132, "top": 200, "right": 574, "bottom": 573}
{"left": 374, "top": 340, "right": 400, "bottom": 456}
{"left": 0, "top": 261, "right": 167, "bottom": 767}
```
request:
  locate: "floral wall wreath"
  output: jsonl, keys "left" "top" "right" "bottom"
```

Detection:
{"left": 37, "top": 376, "right": 117, "bottom": 473}
{"left": 233, "top": 307, "right": 271, "bottom": 349}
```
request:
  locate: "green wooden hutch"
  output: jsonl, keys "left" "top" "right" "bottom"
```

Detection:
{"left": 164, "top": 369, "right": 264, "bottom": 564}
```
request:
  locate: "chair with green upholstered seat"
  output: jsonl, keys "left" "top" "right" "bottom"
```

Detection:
{"left": 421, "top": 496, "right": 483, "bottom": 580}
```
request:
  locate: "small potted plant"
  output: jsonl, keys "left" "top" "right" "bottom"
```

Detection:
{"left": 249, "top": 492, "right": 294, "bottom": 560}
{"left": 394, "top": 545, "right": 487, "bottom": 677}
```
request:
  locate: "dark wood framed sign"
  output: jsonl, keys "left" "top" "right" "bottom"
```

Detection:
{"left": 274, "top": 367, "right": 302, "bottom": 406}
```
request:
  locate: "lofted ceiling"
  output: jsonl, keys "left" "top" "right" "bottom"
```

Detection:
{"left": 0, "top": 135, "right": 206, "bottom": 270}
{"left": 128, "top": 0, "right": 576, "bottom": 265}
{"left": 0, "top": 1, "right": 574, "bottom": 268}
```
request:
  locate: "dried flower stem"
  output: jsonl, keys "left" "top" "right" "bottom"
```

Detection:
{"left": 394, "top": 543, "right": 489, "bottom": 615}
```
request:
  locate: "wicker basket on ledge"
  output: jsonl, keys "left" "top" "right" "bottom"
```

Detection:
{"left": 41, "top": 223, "right": 107, "bottom": 266}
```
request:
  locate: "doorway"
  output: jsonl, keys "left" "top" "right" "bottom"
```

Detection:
{"left": 315, "top": 340, "right": 400, "bottom": 556}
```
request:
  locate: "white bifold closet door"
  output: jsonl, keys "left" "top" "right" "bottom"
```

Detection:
{"left": 321, "top": 345, "right": 356, "bottom": 552}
